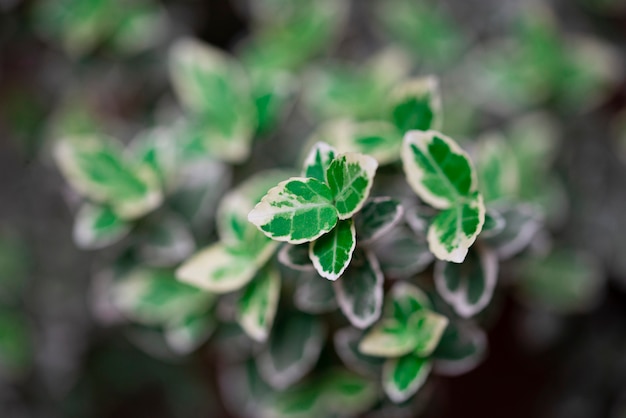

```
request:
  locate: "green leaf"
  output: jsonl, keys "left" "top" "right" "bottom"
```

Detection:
{"left": 136, "top": 214, "right": 196, "bottom": 267}
{"left": 433, "top": 320, "right": 487, "bottom": 376}
{"left": 112, "top": 268, "right": 214, "bottom": 326}
{"left": 307, "top": 119, "right": 403, "bottom": 165}
{"left": 237, "top": 264, "right": 281, "bottom": 342}
{"left": 475, "top": 133, "right": 520, "bottom": 203}
{"left": 168, "top": 38, "right": 255, "bottom": 163}
{"left": 401, "top": 130, "right": 478, "bottom": 209}
{"left": 390, "top": 76, "right": 442, "bottom": 133}
{"left": 294, "top": 271, "right": 338, "bottom": 314}
{"left": 175, "top": 241, "right": 277, "bottom": 293}
{"left": 278, "top": 244, "right": 315, "bottom": 271}
{"left": 302, "top": 142, "right": 337, "bottom": 183}
{"left": 483, "top": 204, "right": 542, "bottom": 259}
{"left": 250, "top": 70, "right": 297, "bottom": 135}
{"left": 383, "top": 353, "right": 432, "bottom": 403}
{"left": 411, "top": 311, "right": 450, "bottom": 357}
{"left": 359, "top": 317, "right": 419, "bottom": 357}
{"left": 309, "top": 219, "right": 356, "bottom": 281}
{"left": 130, "top": 127, "right": 179, "bottom": 191}
{"left": 258, "top": 313, "right": 326, "bottom": 390}
{"left": 54, "top": 135, "right": 163, "bottom": 219}
{"left": 326, "top": 153, "right": 378, "bottom": 219}
{"left": 334, "top": 327, "right": 384, "bottom": 377}
{"left": 434, "top": 247, "right": 498, "bottom": 318}
{"left": 165, "top": 311, "right": 216, "bottom": 355}
{"left": 73, "top": 203, "right": 130, "bottom": 250}
{"left": 371, "top": 225, "right": 433, "bottom": 278}
{"left": 354, "top": 197, "right": 404, "bottom": 244}
{"left": 248, "top": 177, "right": 338, "bottom": 244}
{"left": 481, "top": 208, "right": 506, "bottom": 238}
{"left": 333, "top": 249, "right": 384, "bottom": 329}
{"left": 427, "top": 193, "right": 486, "bottom": 263}
{"left": 517, "top": 250, "right": 604, "bottom": 313}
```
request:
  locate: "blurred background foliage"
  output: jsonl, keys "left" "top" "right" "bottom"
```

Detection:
{"left": 1, "top": 0, "right": 626, "bottom": 417}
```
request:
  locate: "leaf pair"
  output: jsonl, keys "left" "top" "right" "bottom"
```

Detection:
{"left": 359, "top": 283, "right": 448, "bottom": 403}
{"left": 402, "top": 130, "right": 485, "bottom": 263}
{"left": 248, "top": 142, "right": 378, "bottom": 280}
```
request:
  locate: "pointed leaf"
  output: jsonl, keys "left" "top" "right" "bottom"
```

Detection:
{"left": 302, "top": 142, "right": 337, "bottom": 183}
{"left": 333, "top": 249, "right": 384, "bottom": 329}
{"left": 434, "top": 247, "right": 498, "bottom": 318}
{"left": 358, "top": 317, "right": 417, "bottom": 357}
{"left": 278, "top": 244, "right": 315, "bottom": 271}
{"left": 427, "top": 193, "right": 485, "bottom": 263}
{"left": 54, "top": 135, "right": 162, "bottom": 219}
{"left": 165, "top": 311, "right": 216, "bottom": 355}
{"left": 401, "top": 130, "right": 477, "bottom": 209}
{"left": 236, "top": 264, "right": 281, "bottom": 342}
{"left": 309, "top": 219, "right": 356, "bottom": 281}
{"left": 73, "top": 203, "right": 130, "bottom": 250}
{"left": 411, "top": 310, "right": 449, "bottom": 357}
{"left": 326, "top": 153, "right": 378, "bottom": 219}
{"left": 258, "top": 313, "right": 326, "bottom": 390}
{"left": 130, "top": 127, "right": 179, "bottom": 190}
{"left": 383, "top": 353, "right": 432, "bottom": 404}
{"left": 176, "top": 241, "right": 277, "bottom": 293}
{"left": 390, "top": 76, "right": 442, "bottom": 133}
{"left": 354, "top": 197, "right": 404, "bottom": 244}
{"left": 248, "top": 177, "right": 338, "bottom": 244}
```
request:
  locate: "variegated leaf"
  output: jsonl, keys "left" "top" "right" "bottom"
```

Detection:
{"left": 278, "top": 244, "right": 315, "bottom": 271}
{"left": 236, "top": 264, "right": 281, "bottom": 342}
{"left": 73, "top": 203, "right": 130, "bottom": 250}
{"left": 309, "top": 219, "right": 356, "bottom": 281}
{"left": 248, "top": 177, "right": 338, "bottom": 244}
{"left": 354, "top": 197, "right": 404, "bottom": 244}
{"left": 434, "top": 247, "right": 498, "bottom": 318}
{"left": 326, "top": 153, "right": 378, "bottom": 219}
{"left": 302, "top": 142, "right": 337, "bottom": 183}
{"left": 433, "top": 320, "right": 487, "bottom": 376}
{"left": 333, "top": 249, "right": 384, "bottom": 329}
{"left": 389, "top": 76, "right": 442, "bottom": 133}
{"left": 383, "top": 353, "right": 432, "bottom": 403}
{"left": 54, "top": 135, "right": 162, "bottom": 219}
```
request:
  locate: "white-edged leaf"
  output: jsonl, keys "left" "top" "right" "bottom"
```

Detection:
{"left": 475, "top": 132, "right": 519, "bottom": 203}
{"left": 175, "top": 241, "right": 277, "bottom": 294}
{"left": 236, "top": 264, "right": 281, "bottom": 342}
{"left": 130, "top": 126, "right": 180, "bottom": 191}
{"left": 354, "top": 197, "right": 404, "bottom": 244}
{"left": 389, "top": 76, "right": 442, "bottom": 133}
{"left": 309, "top": 219, "right": 356, "bottom": 281}
{"left": 248, "top": 177, "right": 338, "bottom": 244}
{"left": 278, "top": 244, "right": 315, "bottom": 271}
{"left": 320, "top": 369, "right": 381, "bottom": 415}
{"left": 481, "top": 208, "right": 506, "bottom": 239}
{"left": 383, "top": 353, "right": 432, "bottom": 404}
{"left": 411, "top": 311, "right": 449, "bottom": 357}
{"left": 112, "top": 268, "right": 214, "bottom": 326}
{"left": 294, "top": 270, "right": 337, "bottom": 314}
{"left": 258, "top": 313, "right": 326, "bottom": 390}
{"left": 433, "top": 321, "right": 487, "bottom": 376}
{"left": 73, "top": 203, "right": 130, "bottom": 250}
{"left": 401, "top": 130, "right": 477, "bottom": 209}
{"left": 427, "top": 193, "right": 486, "bottom": 263}
{"left": 334, "top": 327, "right": 384, "bottom": 377}
{"left": 333, "top": 249, "right": 384, "bottom": 329}
{"left": 302, "top": 141, "right": 337, "bottom": 183}
{"left": 434, "top": 246, "right": 498, "bottom": 318}
{"left": 54, "top": 135, "right": 163, "bottom": 219}
{"left": 168, "top": 38, "right": 255, "bottom": 163}
{"left": 326, "top": 152, "right": 378, "bottom": 220}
